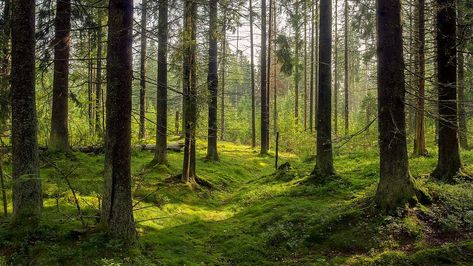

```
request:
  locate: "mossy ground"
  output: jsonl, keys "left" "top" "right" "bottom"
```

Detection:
{"left": 0, "top": 139, "right": 472, "bottom": 265}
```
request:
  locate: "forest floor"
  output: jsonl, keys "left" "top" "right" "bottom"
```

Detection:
{"left": 0, "top": 139, "right": 473, "bottom": 265}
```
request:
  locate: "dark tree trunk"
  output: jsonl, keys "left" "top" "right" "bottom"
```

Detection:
{"left": 139, "top": 0, "right": 147, "bottom": 140}
{"left": 267, "top": 0, "right": 273, "bottom": 144}
{"left": 206, "top": 0, "right": 219, "bottom": 161}
{"left": 95, "top": 9, "right": 103, "bottom": 137}
{"left": 457, "top": 5, "right": 468, "bottom": 149}
{"left": 182, "top": 0, "right": 197, "bottom": 184}
{"left": 303, "top": 0, "right": 308, "bottom": 131}
{"left": 260, "top": 0, "right": 269, "bottom": 154}
{"left": 414, "top": 0, "right": 427, "bottom": 156}
{"left": 343, "top": 0, "right": 349, "bottom": 136}
{"left": 333, "top": 0, "right": 338, "bottom": 136}
{"left": 250, "top": 0, "right": 256, "bottom": 148}
{"left": 0, "top": 0, "right": 11, "bottom": 129}
{"left": 309, "top": 0, "right": 315, "bottom": 132}
{"left": 312, "top": 0, "right": 334, "bottom": 177}
{"left": 11, "top": 0, "right": 42, "bottom": 222}
{"left": 50, "top": 0, "right": 71, "bottom": 152}
{"left": 294, "top": 2, "right": 300, "bottom": 125}
{"left": 101, "top": 0, "right": 136, "bottom": 243}
{"left": 432, "top": 0, "right": 462, "bottom": 180}
{"left": 220, "top": 12, "right": 226, "bottom": 141}
{"left": 375, "top": 0, "right": 422, "bottom": 210}
{"left": 154, "top": 0, "right": 168, "bottom": 165}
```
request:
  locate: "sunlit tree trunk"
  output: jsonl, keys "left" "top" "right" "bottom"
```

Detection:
{"left": 101, "top": 0, "right": 136, "bottom": 242}
{"left": 414, "top": 0, "right": 427, "bottom": 156}
{"left": 343, "top": 0, "right": 349, "bottom": 136}
{"left": 260, "top": 0, "right": 269, "bottom": 154}
{"left": 249, "top": 0, "right": 256, "bottom": 148}
{"left": 139, "top": 0, "right": 148, "bottom": 140}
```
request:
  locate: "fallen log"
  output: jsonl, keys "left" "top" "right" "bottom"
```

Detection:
{"left": 75, "top": 142, "right": 184, "bottom": 154}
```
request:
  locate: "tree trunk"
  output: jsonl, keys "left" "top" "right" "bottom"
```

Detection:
{"left": 267, "top": 0, "right": 273, "bottom": 145}
{"left": 333, "top": 0, "right": 338, "bottom": 136}
{"left": 260, "top": 0, "right": 269, "bottom": 154}
{"left": 154, "top": 0, "right": 169, "bottom": 165}
{"left": 457, "top": 4, "right": 468, "bottom": 149}
{"left": 11, "top": 0, "right": 42, "bottom": 222}
{"left": 182, "top": 0, "right": 198, "bottom": 184}
{"left": 309, "top": 0, "right": 316, "bottom": 132}
{"left": 414, "top": 0, "right": 427, "bottom": 156}
{"left": 303, "top": 0, "right": 308, "bottom": 131}
{"left": 375, "top": 0, "right": 422, "bottom": 211}
{"left": 101, "top": 0, "right": 136, "bottom": 243}
{"left": 206, "top": 0, "right": 219, "bottom": 161}
{"left": 95, "top": 8, "right": 103, "bottom": 137}
{"left": 432, "top": 0, "right": 462, "bottom": 180}
{"left": 294, "top": 2, "right": 300, "bottom": 125}
{"left": 50, "top": 0, "right": 71, "bottom": 152}
{"left": 220, "top": 12, "right": 226, "bottom": 142}
{"left": 343, "top": 0, "right": 349, "bottom": 136}
{"left": 312, "top": 0, "right": 334, "bottom": 177}
{"left": 249, "top": 0, "right": 256, "bottom": 148}
{"left": 139, "top": 0, "right": 147, "bottom": 140}
{"left": 272, "top": 1, "right": 277, "bottom": 135}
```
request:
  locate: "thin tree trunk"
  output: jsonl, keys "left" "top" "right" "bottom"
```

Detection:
{"left": 309, "top": 0, "right": 315, "bottom": 132}
{"left": 260, "top": 0, "right": 269, "bottom": 154}
{"left": 333, "top": 0, "right": 338, "bottom": 136}
{"left": 11, "top": 0, "right": 42, "bottom": 222}
{"left": 375, "top": 0, "right": 423, "bottom": 211}
{"left": 432, "top": 0, "right": 462, "bottom": 180}
{"left": 294, "top": 2, "right": 300, "bottom": 125}
{"left": 457, "top": 4, "right": 468, "bottom": 149}
{"left": 95, "top": 8, "right": 103, "bottom": 137}
{"left": 154, "top": 0, "right": 169, "bottom": 165}
{"left": 220, "top": 12, "right": 226, "bottom": 141}
{"left": 414, "top": 0, "right": 427, "bottom": 156}
{"left": 182, "top": 0, "right": 198, "bottom": 184}
{"left": 267, "top": 0, "right": 273, "bottom": 146}
{"left": 343, "top": 0, "right": 349, "bottom": 136}
{"left": 312, "top": 0, "right": 334, "bottom": 177}
{"left": 273, "top": 1, "right": 277, "bottom": 135}
{"left": 101, "top": 0, "right": 136, "bottom": 243}
{"left": 249, "top": 0, "right": 256, "bottom": 148}
{"left": 139, "top": 0, "right": 148, "bottom": 140}
{"left": 206, "top": 0, "right": 219, "bottom": 161}
{"left": 304, "top": 0, "right": 308, "bottom": 131}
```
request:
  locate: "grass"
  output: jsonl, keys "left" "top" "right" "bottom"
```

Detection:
{"left": 0, "top": 138, "right": 472, "bottom": 265}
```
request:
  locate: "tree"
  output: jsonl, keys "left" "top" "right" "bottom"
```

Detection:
{"left": 457, "top": 2, "right": 468, "bottom": 149}
{"left": 101, "top": 0, "right": 136, "bottom": 242}
{"left": 154, "top": 0, "right": 168, "bottom": 165}
{"left": 432, "top": 0, "right": 462, "bottom": 180}
{"left": 413, "top": 0, "right": 427, "bottom": 156}
{"left": 139, "top": 0, "right": 148, "bottom": 140}
{"left": 312, "top": 0, "right": 334, "bottom": 178}
{"left": 11, "top": 0, "right": 43, "bottom": 221}
{"left": 333, "top": 0, "right": 339, "bottom": 136}
{"left": 182, "top": 0, "right": 198, "bottom": 184}
{"left": 249, "top": 0, "right": 256, "bottom": 148}
{"left": 375, "top": 0, "right": 424, "bottom": 210}
{"left": 95, "top": 7, "right": 104, "bottom": 136}
{"left": 220, "top": 9, "right": 227, "bottom": 141}
{"left": 309, "top": 0, "right": 316, "bottom": 132}
{"left": 206, "top": 0, "right": 219, "bottom": 161}
{"left": 49, "top": 0, "right": 71, "bottom": 152}
{"left": 343, "top": 0, "right": 349, "bottom": 136}
{"left": 260, "top": 0, "right": 269, "bottom": 154}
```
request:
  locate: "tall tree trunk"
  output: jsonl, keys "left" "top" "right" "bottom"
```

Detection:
{"left": 50, "top": 0, "right": 71, "bottom": 152}
{"left": 314, "top": 2, "right": 319, "bottom": 131}
{"left": 11, "top": 0, "right": 42, "bottom": 222}
{"left": 182, "top": 0, "right": 198, "bottom": 184}
{"left": 414, "top": 0, "right": 427, "bottom": 156}
{"left": 272, "top": 0, "right": 277, "bottom": 135}
{"left": 88, "top": 32, "right": 95, "bottom": 133}
{"left": 312, "top": 0, "right": 334, "bottom": 177}
{"left": 139, "top": 0, "right": 147, "bottom": 140}
{"left": 333, "top": 0, "right": 338, "bottom": 136}
{"left": 154, "top": 0, "right": 168, "bottom": 165}
{"left": 249, "top": 0, "right": 256, "bottom": 148}
{"left": 220, "top": 12, "right": 226, "bottom": 141}
{"left": 457, "top": 3, "right": 468, "bottom": 149}
{"left": 0, "top": 0, "right": 11, "bottom": 130}
{"left": 343, "top": 0, "right": 349, "bottom": 136}
{"left": 375, "top": 0, "right": 422, "bottom": 211}
{"left": 206, "top": 0, "right": 219, "bottom": 161}
{"left": 95, "top": 8, "right": 103, "bottom": 137}
{"left": 101, "top": 0, "right": 136, "bottom": 242}
{"left": 432, "top": 0, "right": 462, "bottom": 180}
{"left": 309, "top": 0, "right": 315, "bottom": 132}
{"left": 260, "top": 0, "right": 269, "bottom": 154}
{"left": 303, "top": 0, "right": 308, "bottom": 131}
{"left": 267, "top": 0, "right": 273, "bottom": 145}
{"left": 294, "top": 2, "right": 300, "bottom": 125}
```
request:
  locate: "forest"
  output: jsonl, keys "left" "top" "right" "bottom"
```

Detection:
{"left": 0, "top": 0, "right": 472, "bottom": 264}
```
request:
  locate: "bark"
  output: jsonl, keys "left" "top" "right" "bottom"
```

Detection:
{"left": 432, "top": 0, "right": 462, "bottom": 180}
{"left": 0, "top": 0, "right": 11, "bottom": 129}
{"left": 312, "top": 0, "right": 334, "bottom": 177}
{"left": 272, "top": 1, "right": 277, "bottom": 135}
{"left": 414, "top": 0, "right": 428, "bottom": 156}
{"left": 11, "top": 0, "right": 42, "bottom": 222}
{"left": 101, "top": 0, "right": 136, "bottom": 243}
{"left": 457, "top": 5, "right": 468, "bottom": 149}
{"left": 343, "top": 0, "right": 349, "bottom": 136}
{"left": 206, "top": 0, "right": 219, "bottom": 161}
{"left": 182, "top": 0, "right": 197, "bottom": 184}
{"left": 267, "top": 0, "right": 273, "bottom": 144}
{"left": 375, "top": 0, "right": 422, "bottom": 211}
{"left": 309, "top": 0, "right": 315, "bottom": 132}
{"left": 250, "top": 0, "right": 256, "bottom": 148}
{"left": 154, "top": 0, "right": 169, "bottom": 165}
{"left": 139, "top": 0, "right": 147, "bottom": 140}
{"left": 50, "top": 0, "right": 71, "bottom": 152}
{"left": 294, "top": 2, "right": 300, "bottom": 125}
{"left": 220, "top": 12, "right": 226, "bottom": 141}
{"left": 303, "top": 0, "right": 308, "bottom": 131}
{"left": 333, "top": 0, "right": 338, "bottom": 136}
{"left": 95, "top": 9, "right": 103, "bottom": 137}
{"left": 260, "top": 0, "right": 269, "bottom": 154}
